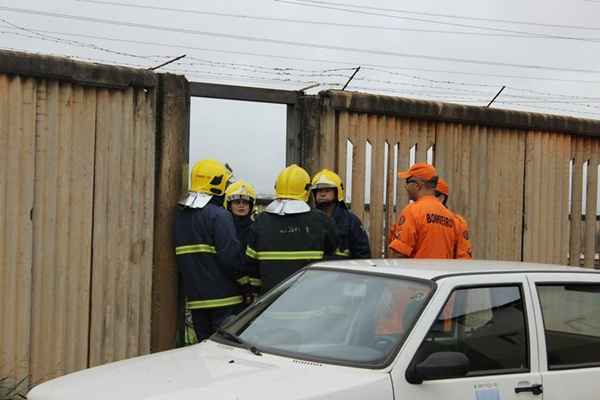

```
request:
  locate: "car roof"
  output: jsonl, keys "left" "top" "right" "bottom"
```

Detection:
{"left": 309, "top": 259, "right": 600, "bottom": 281}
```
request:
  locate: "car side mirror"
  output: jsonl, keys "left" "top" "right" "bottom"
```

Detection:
{"left": 406, "top": 352, "right": 470, "bottom": 384}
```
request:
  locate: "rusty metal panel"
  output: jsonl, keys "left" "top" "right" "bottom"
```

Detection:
{"left": 0, "top": 74, "right": 35, "bottom": 387}
{"left": 319, "top": 105, "right": 336, "bottom": 171}
{"left": 336, "top": 112, "right": 349, "bottom": 187}
{"left": 523, "top": 132, "right": 572, "bottom": 265}
{"left": 384, "top": 118, "right": 398, "bottom": 256}
{"left": 570, "top": 138, "right": 585, "bottom": 266}
{"left": 394, "top": 119, "right": 411, "bottom": 211}
{"left": 368, "top": 115, "right": 385, "bottom": 258}
{"left": 1, "top": 52, "right": 160, "bottom": 387}
{"left": 349, "top": 114, "right": 367, "bottom": 223}
{"left": 435, "top": 124, "right": 525, "bottom": 260}
{"left": 89, "top": 87, "right": 155, "bottom": 367}
{"left": 313, "top": 91, "right": 598, "bottom": 265}
{"left": 584, "top": 138, "right": 599, "bottom": 268}
{"left": 561, "top": 135, "right": 600, "bottom": 268}
{"left": 29, "top": 81, "right": 96, "bottom": 384}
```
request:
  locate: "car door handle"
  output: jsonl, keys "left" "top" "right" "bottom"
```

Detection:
{"left": 515, "top": 384, "right": 543, "bottom": 395}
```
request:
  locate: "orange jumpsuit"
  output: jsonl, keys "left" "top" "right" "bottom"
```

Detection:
{"left": 389, "top": 195, "right": 458, "bottom": 258}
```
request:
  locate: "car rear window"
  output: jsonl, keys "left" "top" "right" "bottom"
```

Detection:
{"left": 537, "top": 284, "right": 600, "bottom": 370}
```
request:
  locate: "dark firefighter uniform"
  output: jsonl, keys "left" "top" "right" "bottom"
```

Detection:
{"left": 224, "top": 179, "right": 261, "bottom": 296}
{"left": 245, "top": 164, "right": 337, "bottom": 293}
{"left": 174, "top": 159, "right": 245, "bottom": 342}
{"left": 311, "top": 168, "right": 371, "bottom": 259}
{"left": 330, "top": 203, "right": 371, "bottom": 259}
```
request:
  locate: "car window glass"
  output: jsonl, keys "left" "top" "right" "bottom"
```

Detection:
{"left": 227, "top": 270, "right": 433, "bottom": 366}
{"left": 413, "top": 285, "right": 529, "bottom": 377}
{"left": 537, "top": 284, "right": 600, "bottom": 369}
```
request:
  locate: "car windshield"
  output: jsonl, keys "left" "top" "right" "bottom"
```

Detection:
{"left": 220, "top": 268, "right": 434, "bottom": 367}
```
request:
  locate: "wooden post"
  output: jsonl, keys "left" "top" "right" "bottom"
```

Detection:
{"left": 297, "top": 96, "right": 322, "bottom": 176}
{"left": 151, "top": 74, "right": 189, "bottom": 352}
{"left": 286, "top": 104, "right": 302, "bottom": 166}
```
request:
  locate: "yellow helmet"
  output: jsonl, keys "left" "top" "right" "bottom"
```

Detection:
{"left": 190, "top": 159, "right": 232, "bottom": 196}
{"left": 311, "top": 169, "right": 345, "bottom": 201}
{"left": 224, "top": 179, "right": 256, "bottom": 209}
{"left": 274, "top": 164, "right": 311, "bottom": 201}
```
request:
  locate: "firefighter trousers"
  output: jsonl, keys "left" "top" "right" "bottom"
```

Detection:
{"left": 191, "top": 304, "right": 244, "bottom": 342}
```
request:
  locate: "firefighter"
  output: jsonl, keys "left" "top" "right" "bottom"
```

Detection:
{"left": 174, "top": 159, "right": 245, "bottom": 342}
{"left": 435, "top": 178, "right": 473, "bottom": 259}
{"left": 389, "top": 163, "right": 457, "bottom": 258}
{"left": 224, "top": 179, "right": 261, "bottom": 298}
{"left": 311, "top": 169, "right": 371, "bottom": 259}
{"left": 245, "top": 164, "right": 337, "bottom": 292}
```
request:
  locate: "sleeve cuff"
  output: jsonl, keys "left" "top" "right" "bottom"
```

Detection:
{"left": 389, "top": 239, "right": 413, "bottom": 257}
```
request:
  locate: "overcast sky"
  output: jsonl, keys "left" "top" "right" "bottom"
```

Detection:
{"left": 2, "top": 0, "right": 600, "bottom": 194}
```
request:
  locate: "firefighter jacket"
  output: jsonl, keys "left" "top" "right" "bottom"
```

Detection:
{"left": 174, "top": 200, "right": 244, "bottom": 310}
{"left": 330, "top": 203, "right": 371, "bottom": 259}
{"left": 245, "top": 209, "right": 337, "bottom": 293}
{"left": 232, "top": 215, "right": 261, "bottom": 291}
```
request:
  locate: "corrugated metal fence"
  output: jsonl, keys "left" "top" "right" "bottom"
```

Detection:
{"left": 304, "top": 91, "right": 600, "bottom": 265}
{"left": 3, "top": 49, "right": 600, "bottom": 392}
{"left": 0, "top": 53, "right": 157, "bottom": 387}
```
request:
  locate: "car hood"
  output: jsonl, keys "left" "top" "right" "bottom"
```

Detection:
{"left": 28, "top": 340, "right": 392, "bottom": 400}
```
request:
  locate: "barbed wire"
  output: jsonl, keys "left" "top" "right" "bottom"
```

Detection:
{"left": 2, "top": 21, "right": 599, "bottom": 117}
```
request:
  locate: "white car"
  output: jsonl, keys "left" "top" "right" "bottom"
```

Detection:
{"left": 28, "top": 260, "right": 600, "bottom": 400}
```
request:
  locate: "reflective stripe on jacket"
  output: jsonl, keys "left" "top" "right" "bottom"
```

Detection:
{"left": 174, "top": 202, "right": 243, "bottom": 307}
{"left": 245, "top": 209, "right": 337, "bottom": 293}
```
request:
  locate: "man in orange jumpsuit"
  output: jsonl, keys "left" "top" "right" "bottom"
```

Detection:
{"left": 380, "top": 164, "right": 459, "bottom": 336}
{"left": 435, "top": 178, "right": 473, "bottom": 259}
{"left": 389, "top": 163, "right": 458, "bottom": 259}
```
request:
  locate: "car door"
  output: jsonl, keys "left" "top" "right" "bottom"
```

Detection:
{"left": 391, "top": 273, "right": 544, "bottom": 400}
{"left": 527, "top": 272, "right": 600, "bottom": 400}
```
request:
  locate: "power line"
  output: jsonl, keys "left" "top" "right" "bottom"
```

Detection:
{"left": 276, "top": 0, "right": 600, "bottom": 42}
{"left": 3, "top": 24, "right": 599, "bottom": 85}
{"left": 288, "top": 0, "right": 600, "bottom": 32}
{"left": 180, "top": 57, "right": 600, "bottom": 101}
{"left": 0, "top": 18, "right": 160, "bottom": 60}
{"left": 183, "top": 56, "right": 356, "bottom": 75}
{"left": 0, "top": 47, "right": 341, "bottom": 88}
{"left": 4, "top": 23, "right": 600, "bottom": 104}
{"left": 3, "top": 43, "right": 597, "bottom": 116}
{"left": 5, "top": 27, "right": 600, "bottom": 106}
{"left": 5, "top": 19, "right": 600, "bottom": 108}
{"left": 349, "top": 85, "right": 600, "bottom": 116}
{"left": 74, "top": 0, "right": 600, "bottom": 41}
{"left": 176, "top": 58, "right": 600, "bottom": 102}
{"left": 147, "top": 56, "right": 600, "bottom": 101}
{"left": 155, "top": 59, "right": 600, "bottom": 104}
{"left": 2, "top": 6, "right": 600, "bottom": 74}
{"left": 360, "top": 67, "right": 600, "bottom": 100}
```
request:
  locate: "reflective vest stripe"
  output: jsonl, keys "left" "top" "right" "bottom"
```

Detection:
{"left": 246, "top": 246, "right": 323, "bottom": 261}
{"left": 237, "top": 276, "right": 262, "bottom": 287}
{"left": 335, "top": 248, "right": 351, "bottom": 257}
{"left": 186, "top": 295, "right": 244, "bottom": 309}
{"left": 237, "top": 276, "right": 250, "bottom": 285}
{"left": 176, "top": 244, "right": 217, "bottom": 255}
{"left": 245, "top": 246, "right": 258, "bottom": 259}
{"left": 249, "top": 278, "right": 262, "bottom": 287}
